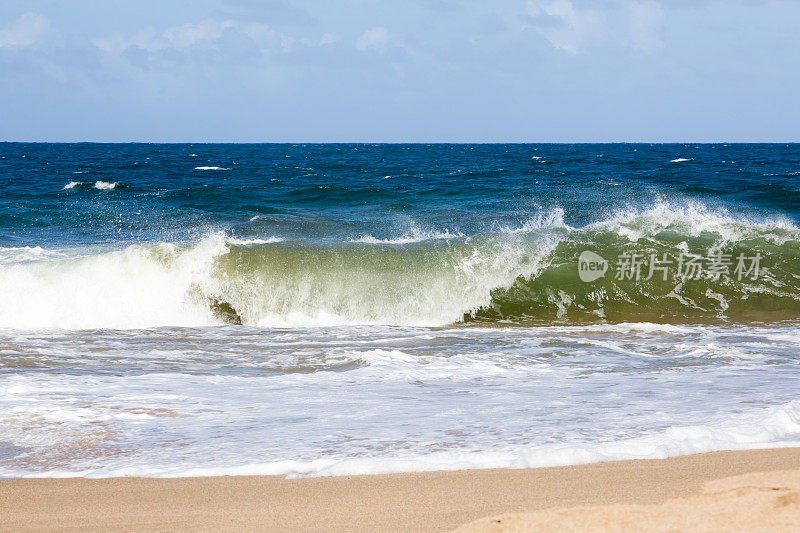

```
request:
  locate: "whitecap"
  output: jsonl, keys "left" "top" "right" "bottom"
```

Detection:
{"left": 350, "top": 229, "right": 463, "bottom": 244}
{"left": 585, "top": 198, "right": 799, "bottom": 243}
{"left": 499, "top": 208, "right": 570, "bottom": 233}
{"left": 0, "top": 246, "right": 65, "bottom": 265}
{"left": 227, "top": 237, "right": 284, "bottom": 246}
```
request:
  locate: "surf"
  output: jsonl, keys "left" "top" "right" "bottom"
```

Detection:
{"left": 0, "top": 201, "right": 798, "bottom": 330}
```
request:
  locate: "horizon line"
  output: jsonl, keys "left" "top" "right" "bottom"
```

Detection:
{"left": 2, "top": 140, "right": 800, "bottom": 145}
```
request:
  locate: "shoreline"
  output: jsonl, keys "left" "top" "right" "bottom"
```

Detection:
{"left": 2, "top": 447, "right": 799, "bottom": 532}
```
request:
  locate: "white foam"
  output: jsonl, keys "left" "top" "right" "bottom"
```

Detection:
{"left": 499, "top": 208, "right": 570, "bottom": 233}
{"left": 0, "top": 236, "right": 229, "bottom": 329}
{"left": 0, "top": 227, "right": 556, "bottom": 329}
{"left": 670, "top": 158, "right": 692, "bottom": 162}
{"left": 93, "top": 181, "right": 118, "bottom": 190}
{"left": 62, "top": 181, "right": 82, "bottom": 190}
{"left": 227, "top": 236, "right": 284, "bottom": 245}
{"left": 1, "top": 200, "right": 797, "bottom": 331}
{"left": 585, "top": 199, "right": 800, "bottom": 243}
{"left": 351, "top": 229, "right": 463, "bottom": 244}
{"left": 0, "top": 362, "right": 800, "bottom": 478}
{"left": 293, "top": 398, "right": 800, "bottom": 476}
{"left": 1, "top": 323, "right": 799, "bottom": 479}
{"left": 0, "top": 246, "right": 65, "bottom": 265}
{"left": 194, "top": 166, "right": 230, "bottom": 171}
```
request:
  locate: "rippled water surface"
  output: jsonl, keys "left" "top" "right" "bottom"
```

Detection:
{"left": 1, "top": 143, "right": 799, "bottom": 476}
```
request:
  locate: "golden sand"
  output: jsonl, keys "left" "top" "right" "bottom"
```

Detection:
{"left": 457, "top": 469, "right": 800, "bottom": 532}
{"left": 1, "top": 448, "right": 798, "bottom": 532}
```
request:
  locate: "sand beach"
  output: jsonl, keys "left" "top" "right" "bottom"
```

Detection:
{"left": 2, "top": 448, "right": 799, "bottom": 532}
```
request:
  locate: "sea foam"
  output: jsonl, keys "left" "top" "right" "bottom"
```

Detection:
{"left": 1, "top": 200, "right": 799, "bottom": 329}
{"left": 2, "top": 325, "right": 798, "bottom": 479}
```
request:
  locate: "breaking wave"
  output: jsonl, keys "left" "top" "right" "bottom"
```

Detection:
{"left": 1, "top": 201, "right": 799, "bottom": 329}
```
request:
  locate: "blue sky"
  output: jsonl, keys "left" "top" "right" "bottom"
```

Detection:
{"left": 1, "top": 0, "right": 798, "bottom": 142}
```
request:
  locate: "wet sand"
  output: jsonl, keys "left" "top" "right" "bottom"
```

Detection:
{"left": 1, "top": 448, "right": 799, "bottom": 532}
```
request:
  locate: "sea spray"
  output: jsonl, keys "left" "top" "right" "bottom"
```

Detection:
{"left": 1, "top": 201, "right": 799, "bottom": 329}
{"left": 3, "top": 143, "right": 800, "bottom": 480}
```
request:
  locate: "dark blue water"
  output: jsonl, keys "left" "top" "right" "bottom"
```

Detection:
{"left": 2, "top": 143, "right": 798, "bottom": 248}
{"left": 1, "top": 143, "right": 800, "bottom": 327}
{"left": 3, "top": 144, "right": 800, "bottom": 478}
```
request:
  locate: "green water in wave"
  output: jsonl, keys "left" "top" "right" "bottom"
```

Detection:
{"left": 472, "top": 230, "right": 800, "bottom": 323}
{"left": 194, "top": 223, "right": 800, "bottom": 326}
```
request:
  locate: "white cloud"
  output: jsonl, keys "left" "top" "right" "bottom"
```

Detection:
{"left": 526, "top": 0, "right": 606, "bottom": 54}
{"left": 164, "top": 20, "right": 237, "bottom": 49}
{"left": 319, "top": 32, "right": 340, "bottom": 46}
{"left": 629, "top": 0, "right": 665, "bottom": 52}
{"left": 356, "top": 26, "right": 392, "bottom": 53}
{"left": 0, "top": 12, "right": 50, "bottom": 48}
{"left": 91, "top": 18, "right": 357, "bottom": 74}
{"left": 94, "top": 19, "right": 278, "bottom": 58}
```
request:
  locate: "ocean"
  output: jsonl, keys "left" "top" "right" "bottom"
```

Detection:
{"left": 1, "top": 143, "right": 799, "bottom": 478}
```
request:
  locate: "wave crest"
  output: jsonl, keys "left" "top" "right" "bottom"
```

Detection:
{"left": 2, "top": 202, "right": 799, "bottom": 329}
